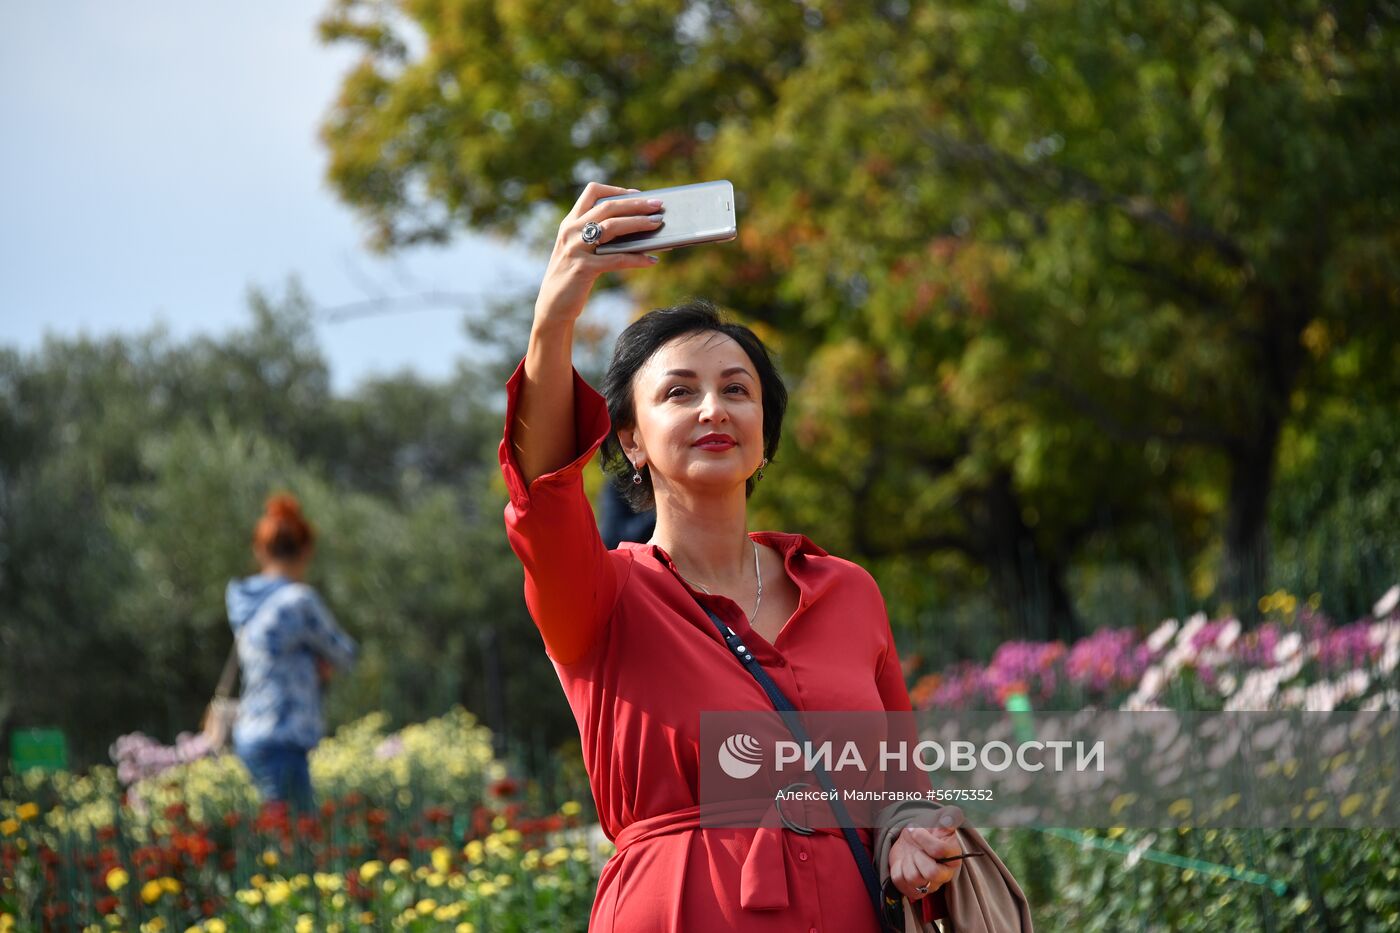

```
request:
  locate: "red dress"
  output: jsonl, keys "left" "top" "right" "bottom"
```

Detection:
{"left": 500, "top": 358, "right": 934, "bottom": 932}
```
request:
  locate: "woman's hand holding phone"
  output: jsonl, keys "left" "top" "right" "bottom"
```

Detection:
{"left": 534, "top": 182, "right": 664, "bottom": 326}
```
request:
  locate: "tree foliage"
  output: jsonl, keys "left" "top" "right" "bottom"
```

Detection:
{"left": 318, "top": 0, "right": 1399, "bottom": 637}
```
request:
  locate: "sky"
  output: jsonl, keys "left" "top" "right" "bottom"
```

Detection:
{"left": 0, "top": 2, "right": 565, "bottom": 395}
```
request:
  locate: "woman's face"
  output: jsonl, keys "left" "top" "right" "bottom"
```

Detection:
{"left": 621, "top": 330, "right": 765, "bottom": 499}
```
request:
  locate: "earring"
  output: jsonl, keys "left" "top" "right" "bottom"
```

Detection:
{"left": 756, "top": 457, "right": 768, "bottom": 482}
{"left": 631, "top": 461, "right": 644, "bottom": 485}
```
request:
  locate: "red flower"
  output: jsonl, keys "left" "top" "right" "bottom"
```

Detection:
{"left": 490, "top": 777, "right": 519, "bottom": 799}
{"left": 296, "top": 815, "right": 323, "bottom": 840}
{"left": 95, "top": 896, "right": 119, "bottom": 915}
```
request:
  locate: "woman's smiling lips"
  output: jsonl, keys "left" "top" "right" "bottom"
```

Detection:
{"left": 693, "top": 433, "right": 736, "bottom": 450}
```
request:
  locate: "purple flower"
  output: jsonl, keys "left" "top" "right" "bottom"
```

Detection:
{"left": 1067, "top": 628, "right": 1151, "bottom": 695}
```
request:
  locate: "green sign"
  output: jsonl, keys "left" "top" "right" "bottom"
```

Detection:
{"left": 9, "top": 728, "right": 68, "bottom": 774}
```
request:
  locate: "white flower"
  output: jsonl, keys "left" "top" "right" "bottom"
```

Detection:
{"left": 1373, "top": 584, "right": 1400, "bottom": 619}
{"left": 1124, "top": 832, "right": 1158, "bottom": 870}
{"left": 1146, "top": 619, "right": 1178, "bottom": 653}
{"left": 1217, "top": 619, "right": 1241, "bottom": 651}
{"left": 1274, "top": 633, "right": 1302, "bottom": 664}
{"left": 1360, "top": 690, "right": 1400, "bottom": 712}
{"left": 1177, "top": 613, "right": 1207, "bottom": 648}
{"left": 1138, "top": 667, "right": 1165, "bottom": 701}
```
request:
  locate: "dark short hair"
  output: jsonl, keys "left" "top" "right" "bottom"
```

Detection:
{"left": 599, "top": 299, "right": 787, "bottom": 513}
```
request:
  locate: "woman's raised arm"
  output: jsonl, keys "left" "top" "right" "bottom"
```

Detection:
{"left": 511, "top": 182, "right": 663, "bottom": 482}
{"left": 501, "top": 183, "right": 664, "bottom": 665}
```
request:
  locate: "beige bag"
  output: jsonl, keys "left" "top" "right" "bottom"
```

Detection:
{"left": 875, "top": 801, "right": 1034, "bottom": 932}
{"left": 200, "top": 640, "right": 241, "bottom": 751}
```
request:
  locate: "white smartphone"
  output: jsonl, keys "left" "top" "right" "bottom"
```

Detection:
{"left": 594, "top": 180, "right": 738, "bottom": 254}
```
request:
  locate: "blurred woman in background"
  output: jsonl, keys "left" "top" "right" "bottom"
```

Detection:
{"left": 226, "top": 493, "right": 357, "bottom": 811}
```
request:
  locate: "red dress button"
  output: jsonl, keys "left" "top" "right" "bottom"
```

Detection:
{"left": 798, "top": 851, "right": 809, "bottom": 861}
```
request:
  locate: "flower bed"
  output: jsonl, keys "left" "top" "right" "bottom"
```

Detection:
{"left": 910, "top": 587, "right": 1400, "bottom": 712}
{"left": 0, "top": 708, "right": 604, "bottom": 931}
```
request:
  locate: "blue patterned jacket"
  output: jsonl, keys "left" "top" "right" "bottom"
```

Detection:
{"left": 226, "top": 574, "right": 357, "bottom": 750}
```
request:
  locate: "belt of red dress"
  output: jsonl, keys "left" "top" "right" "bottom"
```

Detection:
{"left": 611, "top": 797, "right": 875, "bottom": 911}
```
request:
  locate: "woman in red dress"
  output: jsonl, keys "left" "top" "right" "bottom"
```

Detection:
{"left": 501, "top": 183, "right": 984, "bottom": 932}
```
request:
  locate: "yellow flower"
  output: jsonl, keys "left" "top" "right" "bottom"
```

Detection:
{"left": 106, "top": 868, "right": 130, "bottom": 892}
{"left": 140, "top": 918, "right": 166, "bottom": 933}
{"left": 463, "top": 840, "right": 484, "bottom": 864}
{"left": 0, "top": 915, "right": 14, "bottom": 933}
{"left": 0, "top": 819, "right": 19, "bottom": 837}
{"left": 295, "top": 915, "right": 314, "bottom": 933}
{"left": 560, "top": 800, "right": 582, "bottom": 816}
{"left": 431, "top": 846, "right": 452, "bottom": 874}
{"left": 16, "top": 803, "right": 40, "bottom": 822}
{"left": 389, "top": 858, "right": 411, "bottom": 876}
{"left": 415, "top": 899, "right": 437, "bottom": 915}
{"left": 140, "top": 880, "right": 164, "bottom": 905}
{"left": 235, "top": 889, "right": 263, "bottom": 906}
{"left": 264, "top": 881, "right": 291, "bottom": 907}
{"left": 249, "top": 874, "right": 266, "bottom": 889}
{"left": 455, "top": 923, "right": 476, "bottom": 933}
{"left": 359, "top": 860, "right": 384, "bottom": 882}
{"left": 400, "top": 908, "right": 418, "bottom": 922}
{"left": 158, "top": 877, "right": 181, "bottom": 895}
{"left": 478, "top": 881, "right": 498, "bottom": 898}
{"left": 261, "top": 849, "right": 279, "bottom": 868}
{"left": 314, "top": 872, "right": 343, "bottom": 893}
{"left": 206, "top": 921, "right": 227, "bottom": 933}
{"left": 425, "top": 872, "right": 445, "bottom": 888}
{"left": 358, "top": 913, "right": 376, "bottom": 925}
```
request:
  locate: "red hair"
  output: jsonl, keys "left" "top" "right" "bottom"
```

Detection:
{"left": 253, "top": 493, "right": 315, "bottom": 560}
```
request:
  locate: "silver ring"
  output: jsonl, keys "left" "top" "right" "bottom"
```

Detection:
{"left": 914, "top": 883, "right": 930, "bottom": 895}
{"left": 580, "top": 221, "right": 602, "bottom": 245}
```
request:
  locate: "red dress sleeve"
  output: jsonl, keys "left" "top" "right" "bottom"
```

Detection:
{"left": 498, "top": 356, "right": 626, "bottom": 666}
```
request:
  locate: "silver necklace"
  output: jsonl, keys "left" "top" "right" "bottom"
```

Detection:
{"left": 671, "top": 539, "right": 763, "bottom": 624}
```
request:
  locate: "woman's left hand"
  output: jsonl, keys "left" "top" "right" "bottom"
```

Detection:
{"left": 887, "top": 806, "right": 965, "bottom": 901}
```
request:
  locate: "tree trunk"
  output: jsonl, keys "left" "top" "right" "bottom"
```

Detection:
{"left": 1221, "top": 284, "right": 1310, "bottom": 625}
{"left": 1221, "top": 430, "right": 1279, "bottom": 625}
{"left": 980, "top": 470, "right": 1081, "bottom": 643}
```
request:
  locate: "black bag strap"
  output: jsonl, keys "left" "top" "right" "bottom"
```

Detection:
{"left": 700, "top": 604, "right": 896, "bottom": 931}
